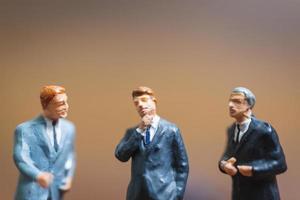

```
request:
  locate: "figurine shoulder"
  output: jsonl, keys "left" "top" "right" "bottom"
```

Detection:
{"left": 61, "top": 118, "right": 75, "bottom": 128}
{"left": 15, "top": 117, "right": 38, "bottom": 132}
{"left": 253, "top": 118, "right": 274, "bottom": 135}
{"left": 15, "top": 121, "right": 31, "bottom": 132}
{"left": 159, "top": 118, "right": 180, "bottom": 133}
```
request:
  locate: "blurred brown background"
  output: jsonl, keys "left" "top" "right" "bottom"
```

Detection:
{"left": 1, "top": 0, "right": 299, "bottom": 199}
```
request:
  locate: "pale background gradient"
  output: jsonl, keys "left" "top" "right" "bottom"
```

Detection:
{"left": 1, "top": 1, "right": 299, "bottom": 199}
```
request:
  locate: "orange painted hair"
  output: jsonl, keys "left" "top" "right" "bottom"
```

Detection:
{"left": 40, "top": 85, "right": 66, "bottom": 109}
{"left": 132, "top": 86, "right": 157, "bottom": 103}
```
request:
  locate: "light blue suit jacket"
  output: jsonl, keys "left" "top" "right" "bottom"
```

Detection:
{"left": 13, "top": 115, "right": 76, "bottom": 200}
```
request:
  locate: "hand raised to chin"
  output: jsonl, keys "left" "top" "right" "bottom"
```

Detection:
{"left": 139, "top": 114, "right": 154, "bottom": 130}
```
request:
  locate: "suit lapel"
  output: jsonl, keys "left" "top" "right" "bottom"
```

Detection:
{"left": 32, "top": 115, "right": 53, "bottom": 156}
{"left": 228, "top": 124, "right": 236, "bottom": 147}
{"left": 145, "top": 119, "right": 165, "bottom": 152}
{"left": 32, "top": 116, "right": 70, "bottom": 158}
{"left": 235, "top": 118, "right": 256, "bottom": 153}
{"left": 56, "top": 120, "right": 68, "bottom": 156}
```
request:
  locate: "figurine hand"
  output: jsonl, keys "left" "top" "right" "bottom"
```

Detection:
{"left": 237, "top": 165, "right": 253, "bottom": 177}
{"left": 139, "top": 114, "right": 153, "bottom": 130}
{"left": 60, "top": 177, "right": 72, "bottom": 191}
{"left": 37, "top": 172, "right": 53, "bottom": 188}
{"left": 227, "top": 157, "right": 237, "bottom": 164}
{"left": 221, "top": 157, "right": 238, "bottom": 176}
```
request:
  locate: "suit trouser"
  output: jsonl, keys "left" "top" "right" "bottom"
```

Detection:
{"left": 47, "top": 190, "right": 65, "bottom": 200}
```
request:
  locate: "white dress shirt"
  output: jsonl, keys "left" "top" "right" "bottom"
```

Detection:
{"left": 43, "top": 116, "right": 62, "bottom": 148}
{"left": 136, "top": 115, "right": 160, "bottom": 142}
{"left": 235, "top": 118, "right": 252, "bottom": 142}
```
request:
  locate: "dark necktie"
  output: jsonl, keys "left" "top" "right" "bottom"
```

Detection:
{"left": 52, "top": 121, "right": 59, "bottom": 152}
{"left": 236, "top": 124, "right": 241, "bottom": 143}
{"left": 144, "top": 126, "right": 151, "bottom": 145}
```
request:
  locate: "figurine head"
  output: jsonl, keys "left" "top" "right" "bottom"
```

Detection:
{"left": 40, "top": 85, "right": 69, "bottom": 120}
{"left": 132, "top": 86, "right": 157, "bottom": 118}
{"left": 228, "top": 87, "right": 255, "bottom": 121}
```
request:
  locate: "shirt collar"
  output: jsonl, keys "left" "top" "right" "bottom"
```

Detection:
{"left": 236, "top": 118, "right": 251, "bottom": 132}
{"left": 151, "top": 115, "right": 160, "bottom": 129}
{"left": 43, "top": 115, "right": 60, "bottom": 127}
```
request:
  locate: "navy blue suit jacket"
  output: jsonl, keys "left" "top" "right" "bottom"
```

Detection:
{"left": 115, "top": 118, "right": 189, "bottom": 200}
{"left": 219, "top": 117, "right": 287, "bottom": 200}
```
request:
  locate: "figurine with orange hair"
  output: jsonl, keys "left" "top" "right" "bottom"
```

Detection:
{"left": 13, "top": 85, "right": 76, "bottom": 200}
{"left": 115, "top": 86, "right": 189, "bottom": 200}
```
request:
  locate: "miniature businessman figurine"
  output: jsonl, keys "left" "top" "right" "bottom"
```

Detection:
{"left": 115, "top": 86, "right": 189, "bottom": 200}
{"left": 13, "top": 85, "right": 76, "bottom": 200}
{"left": 219, "top": 87, "right": 287, "bottom": 200}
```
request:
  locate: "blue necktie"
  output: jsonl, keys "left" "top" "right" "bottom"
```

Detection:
{"left": 52, "top": 121, "right": 59, "bottom": 152}
{"left": 144, "top": 126, "right": 151, "bottom": 145}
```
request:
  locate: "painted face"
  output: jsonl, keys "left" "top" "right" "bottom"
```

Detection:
{"left": 133, "top": 94, "right": 156, "bottom": 117}
{"left": 45, "top": 93, "right": 69, "bottom": 120}
{"left": 228, "top": 93, "right": 249, "bottom": 119}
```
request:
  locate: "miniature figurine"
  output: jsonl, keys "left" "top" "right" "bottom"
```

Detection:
{"left": 115, "top": 86, "right": 189, "bottom": 200}
{"left": 13, "top": 85, "right": 76, "bottom": 200}
{"left": 219, "top": 87, "right": 287, "bottom": 200}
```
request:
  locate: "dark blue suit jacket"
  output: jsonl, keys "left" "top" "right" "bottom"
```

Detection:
{"left": 219, "top": 117, "right": 287, "bottom": 200}
{"left": 115, "top": 118, "right": 189, "bottom": 200}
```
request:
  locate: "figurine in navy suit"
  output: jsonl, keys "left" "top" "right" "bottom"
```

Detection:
{"left": 219, "top": 87, "right": 287, "bottom": 200}
{"left": 115, "top": 86, "right": 189, "bottom": 200}
{"left": 14, "top": 85, "right": 76, "bottom": 200}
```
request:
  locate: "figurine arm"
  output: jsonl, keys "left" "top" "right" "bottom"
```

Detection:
{"left": 65, "top": 147, "right": 76, "bottom": 179}
{"left": 219, "top": 131, "right": 233, "bottom": 174}
{"left": 251, "top": 127, "right": 287, "bottom": 178}
{"left": 60, "top": 151, "right": 76, "bottom": 191}
{"left": 115, "top": 129, "right": 142, "bottom": 162}
{"left": 13, "top": 126, "right": 41, "bottom": 180}
{"left": 60, "top": 131, "right": 76, "bottom": 190}
{"left": 173, "top": 128, "right": 189, "bottom": 200}
{"left": 66, "top": 131, "right": 76, "bottom": 178}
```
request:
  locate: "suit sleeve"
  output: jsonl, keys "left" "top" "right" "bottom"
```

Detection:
{"left": 13, "top": 126, "right": 41, "bottom": 180}
{"left": 62, "top": 127, "right": 77, "bottom": 187}
{"left": 251, "top": 126, "right": 287, "bottom": 178}
{"left": 218, "top": 129, "right": 232, "bottom": 174}
{"left": 65, "top": 145, "right": 76, "bottom": 179}
{"left": 173, "top": 128, "right": 189, "bottom": 200}
{"left": 115, "top": 128, "right": 143, "bottom": 162}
